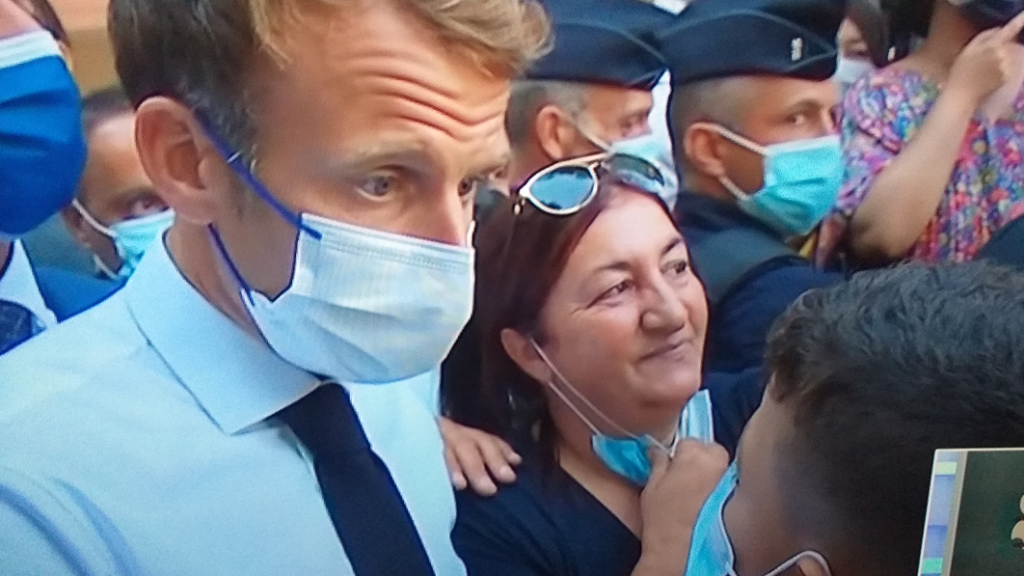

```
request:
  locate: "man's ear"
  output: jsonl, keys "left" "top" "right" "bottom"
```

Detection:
{"left": 683, "top": 122, "right": 729, "bottom": 180}
{"left": 534, "top": 104, "right": 575, "bottom": 162}
{"left": 500, "top": 328, "right": 552, "bottom": 384}
{"left": 134, "top": 97, "right": 234, "bottom": 227}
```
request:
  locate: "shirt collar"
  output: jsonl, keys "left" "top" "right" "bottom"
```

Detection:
{"left": 0, "top": 240, "right": 56, "bottom": 328}
{"left": 125, "top": 237, "right": 319, "bottom": 435}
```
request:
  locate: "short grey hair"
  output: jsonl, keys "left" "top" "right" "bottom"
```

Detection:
{"left": 505, "top": 79, "right": 589, "bottom": 148}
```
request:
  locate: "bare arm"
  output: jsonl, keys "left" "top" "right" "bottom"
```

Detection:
{"left": 849, "top": 86, "right": 978, "bottom": 263}
{"left": 849, "top": 12, "right": 1024, "bottom": 263}
{"left": 0, "top": 0, "right": 40, "bottom": 39}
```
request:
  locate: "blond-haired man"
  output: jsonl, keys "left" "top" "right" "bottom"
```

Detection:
{"left": 0, "top": 0, "right": 548, "bottom": 574}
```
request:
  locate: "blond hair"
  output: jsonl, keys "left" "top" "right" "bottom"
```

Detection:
{"left": 110, "top": 0, "right": 550, "bottom": 156}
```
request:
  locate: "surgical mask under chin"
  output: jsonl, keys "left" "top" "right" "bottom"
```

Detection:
{"left": 833, "top": 57, "right": 874, "bottom": 91}
{"left": 530, "top": 340, "right": 714, "bottom": 486}
{"left": 713, "top": 126, "right": 844, "bottom": 238}
{"left": 73, "top": 200, "right": 174, "bottom": 280}
{"left": 205, "top": 138, "right": 475, "bottom": 385}
{"left": 687, "top": 464, "right": 834, "bottom": 576}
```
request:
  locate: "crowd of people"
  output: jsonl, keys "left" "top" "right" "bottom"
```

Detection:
{"left": 3, "top": 0, "right": 1024, "bottom": 575}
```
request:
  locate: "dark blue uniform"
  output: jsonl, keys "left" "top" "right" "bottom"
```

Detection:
{"left": 676, "top": 192, "right": 841, "bottom": 374}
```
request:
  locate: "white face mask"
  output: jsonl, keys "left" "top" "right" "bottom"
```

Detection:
{"left": 833, "top": 57, "right": 875, "bottom": 91}
{"left": 206, "top": 133, "right": 475, "bottom": 384}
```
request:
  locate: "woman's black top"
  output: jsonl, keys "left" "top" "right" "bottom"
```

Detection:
{"left": 453, "top": 366, "right": 761, "bottom": 576}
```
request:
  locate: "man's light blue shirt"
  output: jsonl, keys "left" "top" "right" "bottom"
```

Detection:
{"left": 0, "top": 239, "right": 465, "bottom": 575}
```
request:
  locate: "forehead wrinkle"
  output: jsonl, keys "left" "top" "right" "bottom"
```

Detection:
{"left": 380, "top": 88, "right": 509, "bottom": 143}
{"left": 354, "top": 65, "right": 508, "bottom": 121}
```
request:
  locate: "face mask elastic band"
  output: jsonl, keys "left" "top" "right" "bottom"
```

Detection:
{"left": 530, "top": 339, "right": 673, "bottom": 454}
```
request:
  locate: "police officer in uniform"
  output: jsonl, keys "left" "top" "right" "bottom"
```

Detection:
{"left": 655, "top": 0, "right": 846, "bottom": 375}
{"left": 502, "top": 0, "right": 677, "bottom": 195}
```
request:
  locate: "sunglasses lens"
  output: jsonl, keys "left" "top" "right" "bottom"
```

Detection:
{"left": 529, "top": 165, "right": 596, "bottom": 212}
{"left": 603, "top": 154, "right": 667, "bottom": 194}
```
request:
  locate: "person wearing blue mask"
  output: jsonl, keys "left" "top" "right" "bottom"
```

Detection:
{"left": 60, "top": 86, "right": 172, "bottom": 282}
{"left": 0, "top": 0, "right": 550, "bottom": 574}
{"left": 501, "top": 0, "right": 678, "bottom": 203}
{"left": 446, "top": 157, "right": 766, "bottom": 576}
{"left": 654, "top": 0, "right": 847, "bottom": 375}
{"left": 0, "top": 0, "right": 115, "bottom": 356}
{"left": 438, "top": 0, "right": 685, "bottom": 497}
{"left": 687, "top": 261, "right": 1024, "bottom": 576}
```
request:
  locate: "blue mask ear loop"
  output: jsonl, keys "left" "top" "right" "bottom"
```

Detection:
{"left": 195, "top": 115, "right": 325, "bottom": 305}
{"left": 529, "top": 339, "right": 673, "bottom": 455}
{"left": 196, "top": 120, "right": 323, "bottom": 240}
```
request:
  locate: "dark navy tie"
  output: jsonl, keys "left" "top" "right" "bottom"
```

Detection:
{"left": 277, "top": 383, "right": 437, "bottom": 576}
{"left": 0, "top": 299, "right": 40, "bottom": 355}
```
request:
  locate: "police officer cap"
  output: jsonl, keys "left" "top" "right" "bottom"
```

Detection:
{"left": 656, "top": 0, "right": 848, "bottom": 85}
{"left": 528, "top": 0, "right": 680, "bottom": 90}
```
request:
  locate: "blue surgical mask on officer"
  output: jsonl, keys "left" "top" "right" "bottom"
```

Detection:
{"left": 687, "top": 463, "right": 834, "bottom": 576}
{"left": 0, "top": 30, "right": 86, "bottom": 239}
{"left": 529, "top": 339, "right": 714, "bottom": 485}
{"left": 711, "top": 126, "right": 843, "bottom": 238}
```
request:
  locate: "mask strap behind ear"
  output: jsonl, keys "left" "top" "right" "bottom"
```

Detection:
{"left": 195, "top": 114, "right": 322, "bottom": 241}
{"left": 72, "top": 199, "right": 116, "bottom": 238}
{"left": 570, "top": 117, "right": 612, "bottom": 152}
{"left": 529, "top": 339, "right": 663, "bottom": 448}
{"left": 763, "top": 550, "right": 832, "bottom": 576}
{"left": 701, "top": 123, "right": 770, "bottom": 157}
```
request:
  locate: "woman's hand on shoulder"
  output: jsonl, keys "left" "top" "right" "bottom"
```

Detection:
{"left": 438, "top": 416, "right": 522, "bottom": 497}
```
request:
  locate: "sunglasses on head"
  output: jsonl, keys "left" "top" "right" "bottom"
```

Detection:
{"left": 515, "top": 152, "right": 670, "bottom": 216}
{"left": 495, "top": 152, "right": 672, "bottom": 270}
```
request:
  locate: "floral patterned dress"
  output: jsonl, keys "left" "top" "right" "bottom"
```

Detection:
{"left": 816, "top": 67, "right": 1024, "bottom": 266}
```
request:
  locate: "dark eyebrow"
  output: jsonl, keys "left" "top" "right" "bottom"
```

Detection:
{"left": 111, "top": 186, "right": 162, "bottom": 210}
{"left": 586, "top": 236, "right": 688, "bottom": 278}
{"left": 333, "top": 140, "right": 433, "bottom": 174}
{"left": 662, "top": 236, "right": 687, "bottom": 258}
{"left": 785, "top": 98, "right": 828, "bottom": 115}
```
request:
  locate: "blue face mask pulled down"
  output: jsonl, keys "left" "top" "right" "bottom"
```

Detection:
{"left": 0, "top": 31, "right": 86, "bottom": 238}
{"left": 530, "top": 340, "right": 714, "bottom": 485}
{"left": 713, "top": 126, "right": 844, "bottom": 238}
{"left": 687, "top": 463, "right": 834, "bottom": 576}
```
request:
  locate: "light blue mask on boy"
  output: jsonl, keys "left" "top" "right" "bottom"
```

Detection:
{"left": 530, "top": 340, "right": 714, "bottom": 485}
{"left": 713, "top": 126, "right": 844, "bottom": 238}
{"left": 687, "top": 463, "right": 833, "bottom": 576}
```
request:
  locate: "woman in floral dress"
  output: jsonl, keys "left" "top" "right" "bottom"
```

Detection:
{"left": 818, "top": 0, "right": 1024, "bottom": 268}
